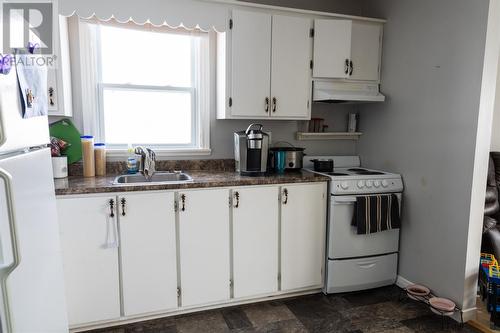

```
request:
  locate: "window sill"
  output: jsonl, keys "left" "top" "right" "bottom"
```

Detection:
{"left": 106, "top": 148, "right": 212, "bottom": 161}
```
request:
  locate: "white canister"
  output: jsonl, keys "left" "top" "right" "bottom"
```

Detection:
{"left": 52, "top": 156, "right": 68, "bottom": 179}
{"left": 348, "top": 113, "right": 359, "bottom": 133}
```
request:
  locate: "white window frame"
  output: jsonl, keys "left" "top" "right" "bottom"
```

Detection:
{"left": 74, "top": 17, "right": 211, "bottom": 158}
{"left": 97, "top": 83, "right": 198, "bottom": 148}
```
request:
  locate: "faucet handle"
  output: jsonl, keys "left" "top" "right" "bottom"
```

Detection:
{"left": 134, "top": 146, "right": 142, "bottom": 154}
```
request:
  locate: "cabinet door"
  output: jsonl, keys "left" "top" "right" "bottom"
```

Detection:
{"left": 231, "top": 9, "right": 272, "bottom": 118}
{"left": 270, "top": 15, "right": 312, "bottom": 119}
{"left": 48, "top": 15, "right": 72, "bottom": 116}
{"left": 178, "top": 189, "right": 230, "bottom": 306}
{"left": 349, "top": 21, "right": 382, "bottom": 81}
{"left": 232, "top": 187, "right": 279, "bottom": 298}
{"left": 313, "top": 19, "right": 352, "bottom": 78}
{"left": 281, "top": 183, "right": 327, "bottom": 291}
{"left": 57, "top": 196, "right": 120, "bottom": 326}
{"left": 119, "top": 192, "right": 178, "bottom": 316}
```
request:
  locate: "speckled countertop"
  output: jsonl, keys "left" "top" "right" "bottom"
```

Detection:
{"left": 54, "top": 170, "right": 330, "bottom": 196}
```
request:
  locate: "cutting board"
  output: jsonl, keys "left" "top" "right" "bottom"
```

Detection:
{"left": 49, "top": 119, "right": 82, "bottom": 164}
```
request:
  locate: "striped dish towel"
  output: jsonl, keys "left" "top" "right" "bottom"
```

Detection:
{"left": 352, "top": 194, "right": 401, "bottom": 234}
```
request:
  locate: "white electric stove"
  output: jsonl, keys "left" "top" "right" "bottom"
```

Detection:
{"left": 303, "top": 156, "right": 404, "bottom": 293}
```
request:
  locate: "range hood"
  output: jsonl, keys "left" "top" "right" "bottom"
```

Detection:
{"left": 312, "top": 80, "right": 385, "bottom": 103}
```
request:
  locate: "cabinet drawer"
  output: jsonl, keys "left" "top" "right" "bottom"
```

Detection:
{"left": 326, "top": 253, "right": 397, "bottom": 293}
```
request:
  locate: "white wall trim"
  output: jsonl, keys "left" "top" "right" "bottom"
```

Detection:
{"left": 395, "top": 275, "right": 413, "bottom": 289}
{"left": 105, "top": 148, "right": 213, "bottom": 161}
{"left": 461, "top": 308, "right": 477, "bottom": 323}
{"left": 198, "top": 0, "right": 387, "bottom": 23}
{"left": 464, "top": 0, "right": 500, "bottom": 313}
{"left": 396, "top": 275, "right": 476, "bottom": 323}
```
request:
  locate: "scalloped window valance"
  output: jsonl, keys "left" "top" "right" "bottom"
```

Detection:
{"left": 58, "top": 0, "right": 229, "bottom": 32}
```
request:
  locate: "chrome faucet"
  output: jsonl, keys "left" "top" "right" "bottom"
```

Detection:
{"left": 134, "top": 147, "right": 156, "bottom": 181}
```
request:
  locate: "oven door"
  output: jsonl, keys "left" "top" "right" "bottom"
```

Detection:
{"left": 328, "top": 193, "right": 401, "bottom": 259}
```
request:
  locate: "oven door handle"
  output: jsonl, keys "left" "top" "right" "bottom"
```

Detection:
{"left": 333, "top": 197, "right": 357, "bottom": 204}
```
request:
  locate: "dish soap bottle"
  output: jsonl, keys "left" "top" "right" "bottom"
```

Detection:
{"left": 126, "top": 144, "right": 138, "bottom": 174}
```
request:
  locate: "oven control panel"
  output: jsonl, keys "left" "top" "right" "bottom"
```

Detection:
{"left": 331, "top": 177, "right": 404, "bottom": 195}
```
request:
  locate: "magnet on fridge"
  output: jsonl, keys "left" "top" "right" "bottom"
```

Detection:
{"left": 26, "top": 89, "right": 34, "bottom": 108}
{"left": 27, "top": 42, "right": 40, "bottom": 54}
{"left": 0, "top": 54, "right": 12, "bottom": 75}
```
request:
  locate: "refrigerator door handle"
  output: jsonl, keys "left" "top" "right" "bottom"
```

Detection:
{"left": 0, "top": 167, "right": 21, "bottom": 333}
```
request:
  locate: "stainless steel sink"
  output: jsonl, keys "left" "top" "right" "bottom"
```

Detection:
{"left": 113, "top": 172, "right": 193, "bottom": 185}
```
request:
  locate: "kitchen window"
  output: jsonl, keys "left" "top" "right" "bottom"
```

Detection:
{"left": 74, "top": 18, "right": 211, "bottom": 156}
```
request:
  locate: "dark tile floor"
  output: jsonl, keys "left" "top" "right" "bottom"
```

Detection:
{"left": 87, "top": 286, "right": 479, "bottom": 333}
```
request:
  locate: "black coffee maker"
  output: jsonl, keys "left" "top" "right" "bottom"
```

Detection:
{"left": 234, "top": 124, "right": 270, "bottom": 176}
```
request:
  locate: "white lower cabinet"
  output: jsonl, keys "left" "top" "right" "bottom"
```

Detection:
{"left": 57, "top": 182, "right": 327, "bottom": 328}
{"left": 280, "top": 183, "right": 327, "bottom": 291}
{"left": 177, "top": 188, "right": 231, "bottom": 307}
{"left": 57, "top": 195, "right": 121, "bottom": 326}
{"left": 118, "top": 192, "right": 178, "bottom": 316}
{"left": 232, "top": 186, "right": 279, "bottom": 298}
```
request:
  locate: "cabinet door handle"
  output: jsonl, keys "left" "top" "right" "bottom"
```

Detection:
{"left": 282, "top": 188, "right": 288, "bottom": 205}
{"left": 349, "top": 60, "right": 354, "bottom": 76}
{"left": 272, "top": 97, "right": 277, "bottom": 113}
{"left": 344, "top": 59, "right": 349, "bottom": 74}
{"left": 234, "top": 191, "right": 240, "bottom": 208}
{"left": 265, "top": 97, "right": 270, "bottom": 112}
{"left": 181, "top": 194, "right": 186, "bottom": 212}
{"left": 109, "top": 199, "right": 115, "bottom": 218}
{"left": 120, "top": 198, "right": 126, "bottom": 216}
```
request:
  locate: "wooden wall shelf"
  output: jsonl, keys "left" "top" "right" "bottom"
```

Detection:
{"left": 296, "top": 132, "right": 363, "bottom": 141}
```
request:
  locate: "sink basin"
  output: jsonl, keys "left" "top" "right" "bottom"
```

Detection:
{"left": 113, "top": 172, "right": 193, "bottom": 185}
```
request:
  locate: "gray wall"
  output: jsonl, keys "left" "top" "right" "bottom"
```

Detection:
{"left": 357, "top": 0, "right": 490, "bottom": 307}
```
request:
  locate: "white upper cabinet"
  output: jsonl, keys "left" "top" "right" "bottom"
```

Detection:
{"left": 217, "top": 10, "right": 312, "bottom": 120}
{"left": 118, "top": 192, "right": 178, "bottom": 317}
{"left": 232, "top": 186, "right": 279, "bottom": 298}
{"left": 313, "top": 20, "right": 352, "bottom": 79}
{"left": 178, "top": 188, "right": 231, "bottom": 307}
{"left": 313, "top": 19, "right": 382, "bottom": 82}
{"left": 270, "top": 15, "right": 312, "bottom": 119}
{"left": 230, "top": 10, "right": 272, "bottom": 118}
{"left": 350, "top": 21, "right": 383, "bottom": 81}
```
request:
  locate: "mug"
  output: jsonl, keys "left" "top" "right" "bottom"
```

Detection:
{"left": 52, "top": 156, "right": 68, "bottom": 178}
{"left": 274, "top": 151, "right": 286, "bottom": 174}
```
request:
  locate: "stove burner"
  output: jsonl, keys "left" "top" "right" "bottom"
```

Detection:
{"left": 348, "top": 168, "right": 368, "bottom": 172}
{"left": 327, "top": 172, "right": 349, "bottom": 176}
{"left": 355, "top": 171, "right": 385, "bottom": 175}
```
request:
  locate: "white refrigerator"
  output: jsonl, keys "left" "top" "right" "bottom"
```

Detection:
{"left": 0, "top": 63, "right": 69, "bottom": 331}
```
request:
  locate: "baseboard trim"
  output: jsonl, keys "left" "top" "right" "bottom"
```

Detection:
{"left": 462, "top": 307, "right": 478, "bottom": 322}
{"left": 395, "top": 275, "right": 476, "bottom": 323}
{"left": 69, "top": 288, "right": 321, "bottom": 332}
{"left": 395, "top": 275, "right": 413, "bottom": 288}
